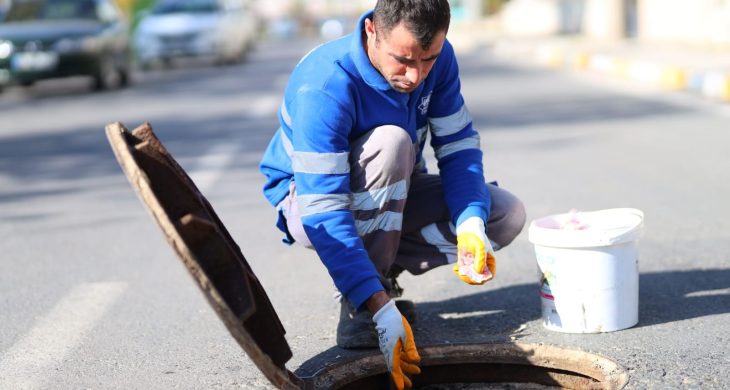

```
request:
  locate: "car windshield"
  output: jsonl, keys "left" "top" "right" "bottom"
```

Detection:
{"left": 151, "top": 0, "right": 219, "bottom": 15}
{"left": 4, "top": 0, "right": 98, "bottom": 22}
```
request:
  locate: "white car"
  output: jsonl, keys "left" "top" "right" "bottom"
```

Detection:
{"left": 134, "top": 0, "right": 257, "bottom": 68}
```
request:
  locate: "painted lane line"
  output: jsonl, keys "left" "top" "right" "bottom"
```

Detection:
{"left": 188, "top": 143, "right": 240, "bottom": 193}
{"left": 439, "top": 309, "right": 505, "bottom": 320}
{"left": 0, "top": 282, "right": 127, "bottom": 389}
{"left": 685, "top": 287, "right": 730, "bottom": 298}
{"left": 247, "top": 94, "right": 281, "bottom": 118}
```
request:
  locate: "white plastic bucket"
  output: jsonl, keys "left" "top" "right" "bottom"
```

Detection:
{"left": 528, "top": 208, "right": 644, "bottom": 333}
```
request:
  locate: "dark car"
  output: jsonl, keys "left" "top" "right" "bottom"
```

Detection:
{"left": 0, "top": 0, "right": 131, "bottom": 92}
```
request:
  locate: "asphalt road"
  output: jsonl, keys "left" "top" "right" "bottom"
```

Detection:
{"left": 1, "top": 37, "right": 729, "bottom": 389}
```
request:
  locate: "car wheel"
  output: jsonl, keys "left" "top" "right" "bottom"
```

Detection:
{"left": 92, "top": 57, "right": 121, "bottom": 91}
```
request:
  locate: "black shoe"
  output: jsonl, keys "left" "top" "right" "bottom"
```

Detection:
{"left": 335, "top": 298, "right": 419, "bottom": 350}
{"left": 336, "top": 299, "right": 378, "bottom": 349}
{"left": 335, "top": 299, "right": 417, "bottom": 349}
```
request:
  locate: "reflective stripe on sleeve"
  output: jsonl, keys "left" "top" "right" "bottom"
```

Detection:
{"left": 434, "top": 135, "right": 481, "bottom": 160}
{"left": 297, "top": 193, "right": 352, "bottom": 217}
{"left": 292, "top": 151, "right": 350, "bottom": 175}
{"left": 428, "top": 105, "right": 472, "bottom": 137}
{"left": 416, "top": 125, "right": 429, "bottom": 144}
{"left": 280, "top": 128, "right": 294, "bottom": 157}
{"left": 281, "top": 102, "right": 292, "bottom": 127}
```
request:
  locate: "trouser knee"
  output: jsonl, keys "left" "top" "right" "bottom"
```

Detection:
{"left": 350, "top": 125, "right": 415, "bottom": 185}
{"left": 490, "top": 196, "right": 526, "bottom": 250}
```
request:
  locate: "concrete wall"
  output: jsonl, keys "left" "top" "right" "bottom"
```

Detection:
{"left": 638, "top": 0, "right": 730, "bottom": 45}
{"left": 582, "top": 0, "right": 624, "bottom": 40}
{"left": 500, "top": 0, "right": 562, "bottom": 36}
{"left": 499, "top": 0, "right": 730, "bottom": 45}
{"left": 499, "top": 0, "right": 624, "bottom": 38}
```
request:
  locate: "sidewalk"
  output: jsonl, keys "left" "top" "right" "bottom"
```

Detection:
{"left": 449, "top": 22, "right": 730, "bottom": 102}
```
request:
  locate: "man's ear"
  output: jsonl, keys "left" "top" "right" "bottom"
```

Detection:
{"left": 364, "top": 18, "right": 376, "bottom": 41}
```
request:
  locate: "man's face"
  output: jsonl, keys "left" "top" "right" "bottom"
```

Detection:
{"left": 364, "top": 18, "right": 446, "bottom": 93}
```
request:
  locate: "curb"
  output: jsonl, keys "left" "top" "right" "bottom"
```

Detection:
{"left": 492, "top": 40, "right": 730, "bottom": 102}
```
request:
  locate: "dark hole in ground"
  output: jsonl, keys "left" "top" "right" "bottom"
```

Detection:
{"left": 338, "top": 362, "right": 596, "bottom": 390}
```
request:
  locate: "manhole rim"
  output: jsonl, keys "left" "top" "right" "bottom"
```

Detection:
{"left": 302, "top": 342, "right": 629, "bottom": 390}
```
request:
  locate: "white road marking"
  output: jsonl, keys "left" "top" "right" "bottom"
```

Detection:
{"left": 247, "top": 94, "right": 281, "bottom": 117}
{"left": 439, "top": 309, "right": 505, "bottom": 320}
{"left": 685, "top": 287, "right": 730, "bottom": 298}
{"left": 188, "top": 143, "right": 240, "bottom": 192}
{"left": 0, "top": 282, "right": 127, "bottom": 389}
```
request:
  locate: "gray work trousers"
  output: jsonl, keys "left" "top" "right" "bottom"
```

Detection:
{"left": 279, "top": 125, "right": 526, "bottom": 278}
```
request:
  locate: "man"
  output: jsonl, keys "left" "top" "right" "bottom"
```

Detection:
{"left": 259, "top": 0, "right": 526, "bottom": 388}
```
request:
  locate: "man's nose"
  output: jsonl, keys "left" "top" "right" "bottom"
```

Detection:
{"left": 405, "top": 66, "right": 421, "bottom": 85}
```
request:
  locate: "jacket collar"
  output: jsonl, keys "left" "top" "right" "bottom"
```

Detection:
{"left": 350, "top": 10, "right": 392, "bottom": 91}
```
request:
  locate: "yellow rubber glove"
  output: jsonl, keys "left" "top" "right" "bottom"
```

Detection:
{"left": 373, "top": 300, "right": 421, "bottom": 389}
{"left": 453, "top": 216, "right": 496, "bottom": 285}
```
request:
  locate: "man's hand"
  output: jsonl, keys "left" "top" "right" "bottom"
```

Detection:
{"left": 372, "top": 299, "right": 421, "bottom": 389}
{"left": 453, "top": 216, "right": 496, "bottom": 285}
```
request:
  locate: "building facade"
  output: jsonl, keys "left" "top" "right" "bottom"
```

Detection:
{"left": 501, "top": 0, "right": 730, "bottom": 46}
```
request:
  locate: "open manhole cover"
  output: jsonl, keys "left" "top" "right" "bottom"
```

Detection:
{"left": 106, "top": 122, "right": 629, "bottom": 390}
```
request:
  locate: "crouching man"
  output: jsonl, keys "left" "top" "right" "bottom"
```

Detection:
{"left": 259, "top": 1, "right": 526, "bottom": 388}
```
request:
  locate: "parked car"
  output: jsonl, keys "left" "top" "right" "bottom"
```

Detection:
{"left": 0, "top": 0, "right": 131, "bottom": 92}
{"left": 134, "top": 0, "right": 258, "bottom": 69}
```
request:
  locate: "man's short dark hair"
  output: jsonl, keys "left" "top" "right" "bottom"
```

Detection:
{"left": 372, "top": 0, "right": 451, "bottom": 49}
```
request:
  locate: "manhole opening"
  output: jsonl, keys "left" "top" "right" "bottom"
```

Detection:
{"left": 304, "top": 343, "right": 629, "bottom": 390}
{"left": 339, "top": 363, "right": 594, "bottom": 389}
